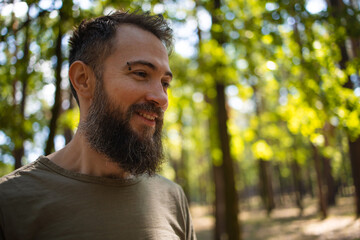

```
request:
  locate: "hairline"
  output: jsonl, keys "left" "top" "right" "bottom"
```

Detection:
{"left": 91, "top": 23, "right": 170, "bottom": 82}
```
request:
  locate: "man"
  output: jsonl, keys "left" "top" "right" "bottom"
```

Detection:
{"left": 0, "top": 11, "right": 196, "bottom": 240}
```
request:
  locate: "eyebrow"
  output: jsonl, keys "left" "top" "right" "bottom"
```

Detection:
{"left": 126, "top": 60, "right": 173, "bottom": 79}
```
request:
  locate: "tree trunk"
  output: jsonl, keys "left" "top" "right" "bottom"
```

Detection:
{"left": 205, "top": 92, "right": 228, "bottom": 240}
{"left": 45, "top": 17, "right": 63, "bottom": 155}
{"left": 305, "top": 160, "right": 315, "bottom": 198}
{"left": 312, "top": 144, "right": 327, "bottom": 218}
{"left": 13, "top": 148, "right": 24, "bottom": 170}
{"left": 258, "top": 159, "right": 275, "bottom": 215}
{"left": 252, "top": 84, "right": 275, "bottom": 215}
{"left": 170, "top": 109, "right": 191, "bottom": 200}
{"left": 206, "top": 0, "right": 240, "bottom": 238}
{"left": 213, "top": 164, "right": 227, "bottom": 240}
{"left": 291, "top": 159, "right": 304, "bottom": 215}
{"left": 323, "top": 123, "right": 336, "bottom": 206}
{"left": 214, "top": 83, "right": 240, "bottom": 240}
{"left": 323, "top": 156, "right": 336, "bottom": 206}
{"left": 348, "top": 138, "right": 360, "bottom": 217}
{"left": 12, "top": 11, "right": 30, "bottom": 169}
{"left": 326, "top": 0, "right": 360, "bottom": 216}
{"left": 275, "top": 164, "right": 285, "bottom": 206}
{"left": 174, "top": 140, "right": 190, "bottom": 201}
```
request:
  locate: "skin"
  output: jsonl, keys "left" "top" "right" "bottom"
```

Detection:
{"left": 47, "top": 24, "right": 172, "bottom": 178}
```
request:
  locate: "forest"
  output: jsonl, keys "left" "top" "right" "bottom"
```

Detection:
{"left": 0, "top": 0, "right": 360, "bottom": 239}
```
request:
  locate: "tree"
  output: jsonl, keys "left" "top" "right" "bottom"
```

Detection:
{"left": 325, "top": 0, "right": 360, "bottom": 218}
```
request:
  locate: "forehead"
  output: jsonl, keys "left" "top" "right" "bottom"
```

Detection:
{"left": 110, "top": 24, "right": 169, "bottom": 64}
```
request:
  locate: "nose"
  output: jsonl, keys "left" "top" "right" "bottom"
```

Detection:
{"left": 145, "top": 81, "right": 168, "bottom": 111}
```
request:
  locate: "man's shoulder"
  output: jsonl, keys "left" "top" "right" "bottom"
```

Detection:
{"left": 145, "top": 174, "right": 185, "bottom": 197}
{"left": 148, "top": 174, "right": 181, "bottom": 187}
{"left": 0, "top": 160, "right": 38, "bottom": 184}
{"left": 0, "top": 157, "right": 49, "bottom": 194}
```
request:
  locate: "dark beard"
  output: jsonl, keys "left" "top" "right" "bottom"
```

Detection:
{"left": 78, "top": 82, "right": 164, "bottom": 176}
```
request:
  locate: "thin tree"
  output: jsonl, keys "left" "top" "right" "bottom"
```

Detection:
{"left": 326, "top": 0, "right": 360, "bottom": 217}
{"left": 12, "top": 10, "right": 31, "bottom": 169}
{"left": 45, "top": 10, "right": 64, "bottom": 155}
{"left": 208, "top": 0, "right": 241, "bottom": 239}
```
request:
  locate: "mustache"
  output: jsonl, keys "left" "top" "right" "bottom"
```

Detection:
{"left": 128, "top": 102, "right": 165, "bottom": 120}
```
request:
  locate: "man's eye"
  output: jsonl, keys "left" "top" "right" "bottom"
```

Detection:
{"left": 162, "top": 82, "right": 171, "bottom": 89}
{"left": 133, "top": 71, "right": 147, "bottom": 78}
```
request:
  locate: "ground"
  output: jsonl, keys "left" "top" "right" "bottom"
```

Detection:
{"left": 191, "top": 196, "right": 360, "bottom": 240}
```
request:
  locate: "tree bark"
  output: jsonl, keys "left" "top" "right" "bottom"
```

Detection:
{"left": 312, "top": 144, "right": 327, "bottom": 218}
{"left": 348, "top": 138, "right": 360, "bottom": 217}
{"left": 323, "top": 156, "right": 336, "bottom": 206}
{"left": 214, "top": 83, "right": 240, "bottom": 240}
{"left": 174, "top": 138, "right": 190, "bottom": 201}
{"left": 12, "top": 11, "right": 30, "bottom": 169}
{"left": 13, "top": 148, "right": 24, "bottom": 170}
{"left": 206, "top": 0, "right": 240, "bottom": 238}
{"left": 305, "top": 159, "right": 315, "bottom": 198}
{"left": 291, "top": 159, "right": 304, "bottom": 215}
{"left": 258, "top": 159, "right": 275, "bottom": 215}
{"left": 213, "top": 164, "right": 227, "bottom": 240}
{"left": 326, "top": 0, "right": 360, "bottom": 217}
{"left": 275, "top": 164, "right": 285, "bottom": 206}
{"left": 323, "top": 123, "right": 336, "bottom": 206}
{"left": 252, "top": 84, "right": 275, "bottom": 215}
{"left": 45, "top": 16, "right": 63, "bottom": 155}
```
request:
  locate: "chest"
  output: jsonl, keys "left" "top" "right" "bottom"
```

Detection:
{"left": 2, "top": 184, "right": 183, "bottom": 240}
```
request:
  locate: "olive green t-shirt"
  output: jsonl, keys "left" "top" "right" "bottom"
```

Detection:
{"left": 0, "top": 157, "right": 196, "bottom": 240}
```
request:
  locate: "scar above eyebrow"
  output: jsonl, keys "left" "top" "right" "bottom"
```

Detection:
{"left": 126, "top": 62, "right": 131, "bottom": 71}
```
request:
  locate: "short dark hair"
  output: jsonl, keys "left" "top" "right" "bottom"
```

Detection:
{"left": 68, "top": 10, "right": 173, "bottom": 106}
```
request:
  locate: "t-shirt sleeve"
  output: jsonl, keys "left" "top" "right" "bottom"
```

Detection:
{"left": 178, "top": 187, "right": 197, "bottom": 240}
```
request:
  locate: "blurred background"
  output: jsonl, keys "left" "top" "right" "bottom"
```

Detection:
{"left": 0, "top": 0, "right": 360, "bottom": 239}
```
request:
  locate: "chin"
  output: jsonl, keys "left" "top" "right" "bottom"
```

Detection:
{"left": 131, "top": 125, "right": 155, "bottom": 139}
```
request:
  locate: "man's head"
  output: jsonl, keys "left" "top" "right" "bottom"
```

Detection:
{"left": 68, "top": 11, "right": 174, "bottom": 176}
{"left": 69, "top": 10, "right": 173, "bottom": 106}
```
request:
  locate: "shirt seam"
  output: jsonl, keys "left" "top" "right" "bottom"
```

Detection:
{"left": 37, "top": 156, "right": 143, "bottom": 187}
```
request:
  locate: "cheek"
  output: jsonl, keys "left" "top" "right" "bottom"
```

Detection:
{"left": 110, "top": 85, "right": 145, "bottom": 106}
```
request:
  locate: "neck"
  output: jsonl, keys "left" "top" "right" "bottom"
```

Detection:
{"left": 47, "top": 131, "right": 131, "bottom": 179}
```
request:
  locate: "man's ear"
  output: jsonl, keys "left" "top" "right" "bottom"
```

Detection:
{"left": 69, "top": 61, "right": 95, "bottom": 101}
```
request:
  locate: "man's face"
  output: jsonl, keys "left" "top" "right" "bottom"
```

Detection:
{"left": 100, "top": 24, "right": 172, "bottom": 137}
{"left": 79, "top": 25, "right": 172, "bottom": 175}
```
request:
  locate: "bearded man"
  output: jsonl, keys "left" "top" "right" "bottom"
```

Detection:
{"left": 0, "top": 11, "right": 196, "bottom": 240}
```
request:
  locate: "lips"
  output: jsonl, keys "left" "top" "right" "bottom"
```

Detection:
{"left": 129, "top": 103, "right": 164, "bottom": 123}
{"left": 137, "top": 111, "right": 157, "bottom": 121}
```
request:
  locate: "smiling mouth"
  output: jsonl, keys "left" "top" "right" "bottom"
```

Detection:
{"left": 137, "top": 112, "right": 156, "bottom": 121}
